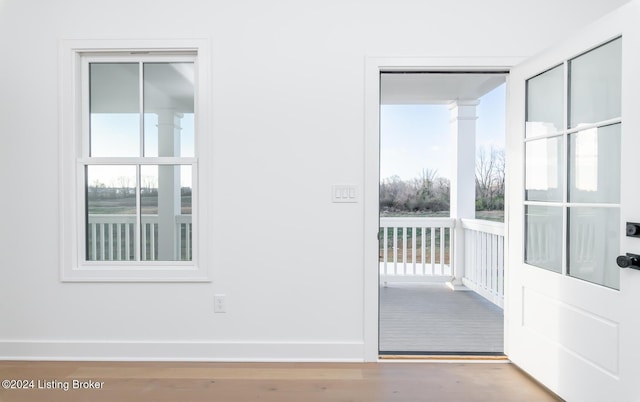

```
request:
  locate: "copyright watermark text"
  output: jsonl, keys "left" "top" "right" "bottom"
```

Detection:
{"left": 2, "top": 379, "right": 104, "bottom": 391}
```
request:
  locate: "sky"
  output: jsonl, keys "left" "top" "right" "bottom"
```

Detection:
{"left": 89, "top": 113, "right": 195, "bottom": 189}
{"left": 91, "top": 82, "right": 506, "bottom": 188}
{"left": 380, "top": 83, "right": 506, "bottom": 181}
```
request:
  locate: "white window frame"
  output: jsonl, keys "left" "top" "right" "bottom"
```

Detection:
{"left": 59, "top": 38, "right": 211, "bottom": 282}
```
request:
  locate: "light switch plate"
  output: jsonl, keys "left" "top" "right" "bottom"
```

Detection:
{"left": 332, "top": 185, "right": 358, "bottom": 203}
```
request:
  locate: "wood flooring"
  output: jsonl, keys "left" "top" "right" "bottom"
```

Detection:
{"left": 0, "top": 361, "right": 562, "bottom": 402}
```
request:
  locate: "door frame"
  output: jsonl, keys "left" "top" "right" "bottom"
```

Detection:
{"left": 363, "top": 57, "right": 523, "bottom": 361}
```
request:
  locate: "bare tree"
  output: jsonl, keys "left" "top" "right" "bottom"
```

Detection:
{"left": 380, "top": 175, "right": 412, "bottom": 210}
{"left": 412, "top": 168, "right": 438, "bottom": 197}
{"left": 494, "top": 148, "right": 505, "bottom": 196}
{"left": 380, "top": 170, "right": 450, "bottom": 214}
{"left": 141, "top": 175, "right": 157, "bottom": 193}
{"left": 475, "top": 146, "right": 505, "bottom": 210}
{"left": 379, "top": 146, "right": 504, "bottom": 216}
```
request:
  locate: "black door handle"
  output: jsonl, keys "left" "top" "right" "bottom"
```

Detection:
{"left": 617, "top": 253, "right": 640, "bottom": 270}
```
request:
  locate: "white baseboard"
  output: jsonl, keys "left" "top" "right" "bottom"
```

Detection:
{"left": 0, "top": 340, "right": 365, "bottom": 362}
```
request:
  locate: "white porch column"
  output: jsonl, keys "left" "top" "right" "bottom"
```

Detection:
{"left": 157, "top": 110, "right": 182, "bottom": 261}
{"left": 449, "top": 100, "right": 478, "bottom": 286}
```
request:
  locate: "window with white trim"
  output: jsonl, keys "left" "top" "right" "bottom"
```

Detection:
{"left": 60, "top": 40, "right": 210, "bottom": 281}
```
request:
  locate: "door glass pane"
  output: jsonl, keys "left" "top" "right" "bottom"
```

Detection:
{"left": 526, "top": 65, "right": 564, "bottom": 137}
{"left": 143, "top": 63, "right": 195, "bottom": 157}
{"left": 90, "top": 63, "right": 140, "bottom": 157}
{"left": 569, "top": 124, "right": 620, "bottom": 203}
{"left": 140, "top": 165, "right": 193, "bottom": 261}
{"left": 525, "top": 205, "right": 563, "bottom": 273}
{"left": 525, "top": 137, "right": 564, "bottom": 202}
{"left": 568, "top": 207, "right": 620, "bottom": 290}
{"left": 569, "top": 38, "right": 621, "bottom": 128}
{"left": 85, "top": 165, "right": 137, "bottom": 261}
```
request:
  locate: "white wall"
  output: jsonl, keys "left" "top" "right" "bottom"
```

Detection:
{"left": 0, "top": 0, "right": 630, "bottom": 360}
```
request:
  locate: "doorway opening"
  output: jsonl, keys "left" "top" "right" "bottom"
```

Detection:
{"left": 378, "top": 71, "right": 507, "bottom": 356}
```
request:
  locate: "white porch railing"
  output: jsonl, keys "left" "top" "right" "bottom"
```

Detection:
{"left": 461, "top": 218, "right": 505, "bottom": 308}
{"left": 379, "top": 217, "right": 455, "bottom": 282}
{"left": 379, "top": 216, "right": 505, "bottom": 308}
{"left": 87, "top": 214, "right": 192, "bottom": 261}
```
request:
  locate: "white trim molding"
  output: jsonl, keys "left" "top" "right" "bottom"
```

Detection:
{"left": 0, "top": 340, "right": 364, "bottom": 362}
{"left": 363, "top": 56, "right": 523, "bottom": 361}
{"left": 58, "top": 38, "right": 212, "bottom": 282}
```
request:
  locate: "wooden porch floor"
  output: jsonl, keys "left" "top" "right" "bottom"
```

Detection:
{"left": 379, "top": 283, "right": 503, "bottom": 354}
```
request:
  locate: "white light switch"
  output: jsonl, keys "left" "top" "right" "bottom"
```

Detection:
{"left": 332, "top": 185, "right": 358, "bottom": 203}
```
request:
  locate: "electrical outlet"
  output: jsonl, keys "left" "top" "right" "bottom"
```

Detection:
{"left": 214, "top": 294, "right": 226, "bottom": 313}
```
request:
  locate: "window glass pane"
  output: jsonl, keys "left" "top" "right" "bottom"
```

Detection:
{"left": 568, "top": 207, "right": 620, "bottom": 289}
{"left": 144, "top": 63, "right": 195, "bottom": 157}
{"left": 143, "top": 112, "right": 158, "bottom": 157}
{"left": 569, "top": 124, "right": 620, "bottom": 203}
{"left": 525, "top": 137, "right": 564, "bottom": 202}
{"left": 86, "top": 165, "right": 137, "bottom": 261}
{"left": 140, "top": 165, "right": 193, "bottom": 261}
{"left": 526, "top": 65, "right": 564, "bottom": 137}
{"left": 569, "top": 38, "right": 621, "bottom": 128}
{"left": 525, "top": 205, "right": 563, "bottom": 273}
{"left": 90, "top": 63, "right": 140, "bottom": 157}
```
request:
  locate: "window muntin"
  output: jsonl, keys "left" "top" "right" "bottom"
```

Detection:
{"left": 59, "top": 39, "right": 209, "bottom": 282}
{"left": 524, "top": 37, "right": 622, "bottom": 289}
{"left": 82, "top": 54, "right": 196, "bottom": 264}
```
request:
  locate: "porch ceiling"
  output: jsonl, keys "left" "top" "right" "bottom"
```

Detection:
{"left": 90, "top": 63, "right": 194, "bottom": 113}
{"left": 380, "top": 72, "right": 506, "bottom": 105}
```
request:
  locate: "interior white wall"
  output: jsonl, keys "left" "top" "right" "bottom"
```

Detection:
{"left": 0, "top": 0, "right": 630, "bottom": 360}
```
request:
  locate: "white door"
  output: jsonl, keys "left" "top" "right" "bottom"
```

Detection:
{"left": 506, "top": 1, "right": 640, "bottom": 401}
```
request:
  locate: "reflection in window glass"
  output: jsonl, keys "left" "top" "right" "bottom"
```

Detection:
{"left": 90, "top": 63, "right": 140, "bottom": 157}
{"left": 85, "top": 165, "right": 137, "bottom": 261}
{"left": 525, "top": 137, "right": 564, "bottom": 202}
{"left": 568, "top": 207, "right": 619, "bottom": 290}
{"left": 525, "top": 205, "right": 563, "bottom": 273}
{"left": 526, "top": 65, "right": 564, "bottom": 137}
{"left": 523, "top": 37, "right": 622, "bottom": 291}
{"left": 569, "top": 38, "right": 621, "bottom": 128}
{"left": 569, "top": 124, "right": 620, "bottom": 203}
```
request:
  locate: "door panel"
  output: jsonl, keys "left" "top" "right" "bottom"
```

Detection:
{"left": 506, "top": 1, "right": 640, "bottom": 401}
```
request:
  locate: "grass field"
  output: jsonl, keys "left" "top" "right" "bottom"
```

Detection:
{"left": 87, "top": 195, "right": 192, "bottom": 215}
{"left": 381, "top": 209, "right": 504, "bottom": 222}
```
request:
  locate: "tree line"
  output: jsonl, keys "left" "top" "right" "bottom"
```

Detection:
{"left": 380, "top": 147, "right": 504, "bottom": 215}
